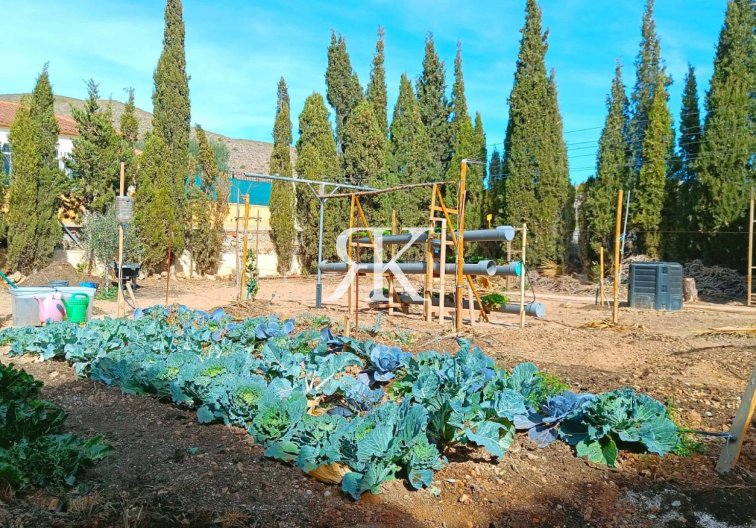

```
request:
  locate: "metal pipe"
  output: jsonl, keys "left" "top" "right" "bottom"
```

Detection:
{"left": 494, "top": 262, "right": 522, "bottom": 277}
{"left": 371, "top": 290, "right": 545, "bottom": 318}
{"left": 318, "top": 260, "right": 497, "bottom": 276}
{"left": 355, "top": 225, "right": 516, "bottom": 246}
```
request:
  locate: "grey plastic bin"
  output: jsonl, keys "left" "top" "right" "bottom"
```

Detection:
{"left": 9, "top": 286, "right": 96, "bottom": 327}
{"left": 628, "top": 262, "right": 683, "bottom": 311}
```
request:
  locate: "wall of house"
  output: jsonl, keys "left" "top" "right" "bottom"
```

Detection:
{"left": 0, "top": 128, "right": 74, "bottom": 172}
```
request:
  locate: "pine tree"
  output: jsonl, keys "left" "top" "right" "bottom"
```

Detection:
{"left": 133, "top": 134, "right": 181, "bottom": 273}
{"left": 120, "top": 87, "right": 139, "bottom": 144}
{"left": 268, "top": 78, "right": 296, "bottom": 274}
{"left": 295, "top": 93, "right": 342, "bottom": 271}
{"left": 416, "top": 34, "right": 450, "bottom": 180}
{"left": 67, "top": 79, "right": 123, "bottom": 213}
{"left": 696, "top": 0, "right": 755, "bottom": 266}
{"left": 632, "top": 73, "right": 673, "bottom": 258}
{"left": 186, "top": 125, "right": 227, "bottom": 275}
{"left": 7, "top": 66, "right": 65, "bottom": 272}
{"left": 388, "top": 73, "right": 434, "bottom": 228}
{"left": 366, "top": 27, "right": 388, "bottom": 138}
{"left": 152, "top": 0, "right": 190, "bottom": 257}
{"left": 664, "top": 65, "right": 701, "bottom": 260}
{"left": 629, "top": 0, "right": 668, "bottom": 184}
{"left": 502, "top": 0, "right": 568, "bottom": 263}
{"left": 582, "top": 63, "right": 632, "bottom": 267}
{"left": 326, "top": 32, "right": 363, "bottom": 153}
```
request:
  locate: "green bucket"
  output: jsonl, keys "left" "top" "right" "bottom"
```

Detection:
{"left": 63, "top": 293, "right": 90, "bottom": 323}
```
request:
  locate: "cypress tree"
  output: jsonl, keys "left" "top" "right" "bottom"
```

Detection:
{"left": 447, "top": 43, "right": 481, "bottom": 222}
{"left": 389, "top": 73, "right": 434, "bottom": 228}
{"left": 7, "top": 66, "right": 65, "bottom": 272}
{"left": 664, "top": 65, "right": 701, "bottom": 260}
{"left": 152, "top": 0, "right": 190, "bottom": 257}
{"left": 67, "top": 79, "right": 123, "bottom": 213}
{"left": 629, "top": 0, "right": 668, "bottom": 184}
{"left": 268, "top": 78, "right": 296, "bottom": 274}
{"left": 696, "top": 0, "right": 755, "bottom": 266}
{"left": 186, "top": 125, "right": 227, "bottom": 275}
{"left": 582, "top": 63, "right": 632, "bottom": 267}
{"left": 416, "top": 34, "right": 450, "bottom": 180}
{"left": 120, "top": 87, "right": 139, "bottom": 144}
{"left": 502, "top": 0, "right": 568, "bottom": 263}
{"left": 543, "top": 70, "right": 571, "bottom": 262}
{"left": 632, "top": 73, "right": 673, "bottom": 258}
{"left": 325, "top": 32, "right": 363, "bottom": 153}
{"left": 469, "top": 112, "right": 487, "bottom": 231}
{"left": 343, "top": 100, "right": 386, "bottom": 188}
{"left": 366, "top": 27, "right": 388, "bottom": 138}
{"left": 488, "top": 147, "right": 502, "bottom": 226}
{"left": 133, "top": 134, "right": 181, "bottom": 273}
{"left": 295, "top": 93, "right": 342, "bottom": 271}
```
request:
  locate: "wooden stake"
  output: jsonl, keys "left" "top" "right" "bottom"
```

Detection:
{"left": 716, "top": 365, "right": 756, "bottom": 474}
{"left": 438, "top": 219, "right": 447, "bottom": 323}
{"left": 346, "top": 195, "right": 356, "bottom": 335}
{"left": 599, "top": 246, "right": 606, "bottom": 306}
{"left": 424, "top": 185, "right": 437, "bottom": 322}
{"left": 747, "top": 187, "right": 754, "bottom": 306}
{"left": 455, "top": 161, "right": 467, "bottom": 332}
{"left": 165, "top": 232, "right": 172, "bottom": 306}
{"left": 520, "top": 224, "right": 527, "bottom": 328}
{"left": 613, "top": 190, "right": 624, "bottom": 324}
{"left": 239, "top": 195, "right": 250, "bottom": 301}
{"left": 117, "top": 162, "right": 125, "bottom": 318}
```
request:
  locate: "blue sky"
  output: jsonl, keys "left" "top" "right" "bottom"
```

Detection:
{"left": 1, "top": 1, "right": 728, "bottom": 183}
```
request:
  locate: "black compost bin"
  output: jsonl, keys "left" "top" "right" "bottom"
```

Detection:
{"left": 628, "top": 262, "right": 683, "bottom": 311}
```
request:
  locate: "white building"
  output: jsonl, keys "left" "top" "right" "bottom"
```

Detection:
{"left": 0, "top": 100, "right": 79, "bottom": 174}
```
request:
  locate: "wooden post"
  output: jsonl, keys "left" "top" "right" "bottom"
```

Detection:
{"left": 424, "top": 185, "right": 437, "bottom": 322}
{"left": 468, "top": 285, "right": 475, "bottom": 326}
{"left": 599, "top": 247, "right": 605, "bottom": 306}
{"left": 438, "top": 219, "right": 447, "bottom": 323}
{"left": 613, "top": 190, "right": 624, "bottom": 324}
{"left": 455, "top": 161, "right": 467, "bottom": 332}
{"left": 520, "top": 224, "right": 527, "bottom": 328}
{"left": 346, "top": 195, "right": 356, "bottom": 335}
{"left": 239, "top": 195, "right": 250, "bottom": 301}
{"left": 747, "top": 187, "right": 754, "bottom": 306}
{"left": 506, "top": 240, "right": 512, "bottom": 291}
{"left": 117, "top": 162, "right": 126, "bottom": 318}
{"left": 235, "top": 192, "right": 241, "bottom": 298}
{"left": 165, "top": 233, "right": 172, "bottom": 306}
{"left": 388, "top": 209, "right": 397, "bottom": 316}
{"left": 716, "top": 365, "right": 756, "bottom": 474}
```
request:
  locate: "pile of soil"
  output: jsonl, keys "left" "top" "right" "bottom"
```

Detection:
{"left": 22, "top": 262, "right": 102, "bottom": 288}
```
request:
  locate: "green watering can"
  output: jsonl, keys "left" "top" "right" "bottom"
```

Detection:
{"left": 62, "top": 293, "right": 90, "bottom": 324}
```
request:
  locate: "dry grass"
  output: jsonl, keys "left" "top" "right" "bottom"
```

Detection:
{"left": 580, "top": 319, "right": 646, "bottom": 332}
{"left": 696, "top": 326, "right": 756, "bottom": 336}
{"left": 537, "top": 260, "right": 563, "bottom": 277}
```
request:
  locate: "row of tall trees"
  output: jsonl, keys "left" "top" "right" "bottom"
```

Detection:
{"left": 3, "top": 0, "right": 229, "bottom": 275}
{"left": 271, "top": 28, "right": 490, "bottom": 273}
{"left": 580, "top": 0, "right": 754, "bottom": 270}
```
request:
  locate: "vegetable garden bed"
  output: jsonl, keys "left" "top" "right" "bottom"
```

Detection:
{"left": 0, "top": 306, "right": 681, "bottom": 500}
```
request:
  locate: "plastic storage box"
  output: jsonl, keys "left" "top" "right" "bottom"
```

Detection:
{"left": 628, "top": 262, "right": 683, "bottom": 311}
{"left": 9, "top": 286, "right": 96, "bottom": 327}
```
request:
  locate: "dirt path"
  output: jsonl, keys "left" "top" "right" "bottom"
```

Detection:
{"left": 1, "top": 277, "right": 754, "bottom": 528}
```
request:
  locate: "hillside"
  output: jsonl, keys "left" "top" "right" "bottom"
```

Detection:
{"left": 0, "top": 94, "right": 279, "bottom": 175}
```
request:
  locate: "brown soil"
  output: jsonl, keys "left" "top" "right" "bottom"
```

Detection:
{"left": 1, "top": 276, "right": 754, "bottom": 528}
{"left": 22, "top": 261, "right": 102, "bottom": 288}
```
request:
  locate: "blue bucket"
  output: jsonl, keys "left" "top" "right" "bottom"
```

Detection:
{"left": 80, "top": 281, "right": 98, "bottom": 290}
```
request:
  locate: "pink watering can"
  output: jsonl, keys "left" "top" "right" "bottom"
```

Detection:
{"left": 34, "top": 292, "right": 67, "bottom": 324}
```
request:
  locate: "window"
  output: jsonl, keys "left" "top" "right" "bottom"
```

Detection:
{"left": 1, "top": 142, "right": 10, "bottom": 180}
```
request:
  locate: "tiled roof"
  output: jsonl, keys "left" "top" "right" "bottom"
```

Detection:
{"left": 0, "top": 101, "right": 79, "bottom": 137}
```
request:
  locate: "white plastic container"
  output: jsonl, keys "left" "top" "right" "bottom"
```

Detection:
{"left": 9, "top": 286, "right": 96, "bottom": 327}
